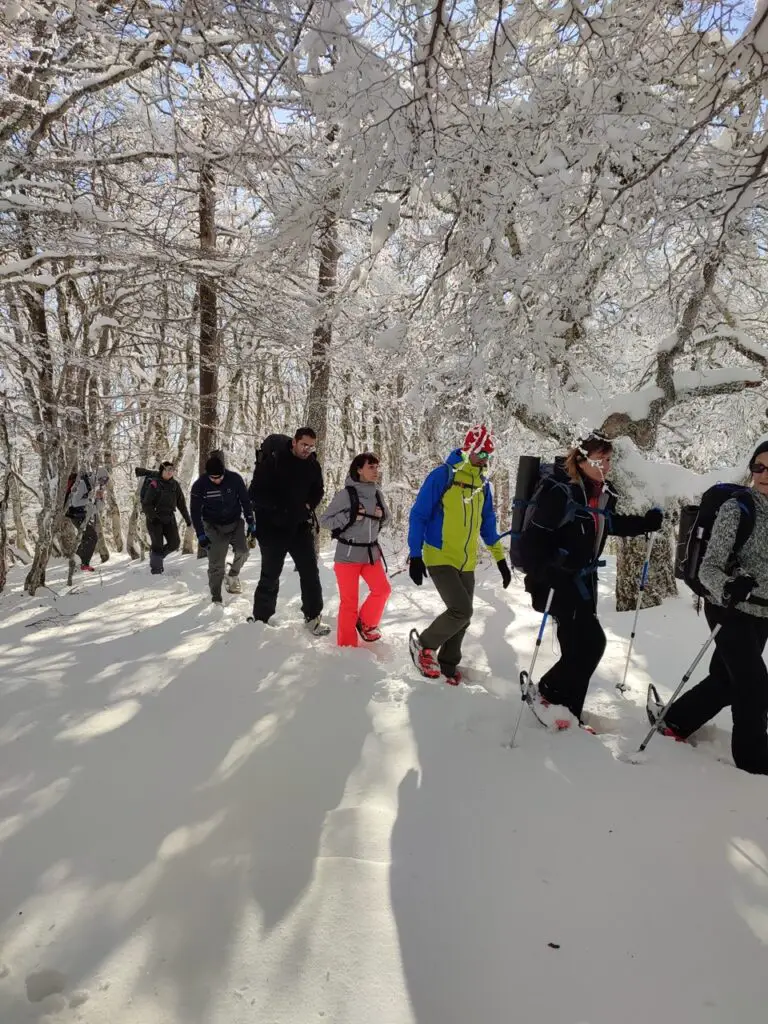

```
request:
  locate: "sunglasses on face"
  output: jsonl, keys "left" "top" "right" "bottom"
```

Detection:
{"left": 751, "top": 464, "right": 768, "bottom": 475}
{"left": 297, "top": 443, "right": 315, "bottom": 452}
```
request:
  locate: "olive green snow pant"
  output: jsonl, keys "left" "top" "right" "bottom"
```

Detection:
{"left": 419, "top": 566, "right": 475, "bottom": 674}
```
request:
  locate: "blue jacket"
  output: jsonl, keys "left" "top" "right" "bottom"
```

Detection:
{"left": 408, "top": 449, "right": 504, "bottom": 571}
{"left": 190, "top": 470, "right": 254, "bottom": 533}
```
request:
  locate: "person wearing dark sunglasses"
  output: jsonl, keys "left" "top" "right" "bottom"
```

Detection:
{"left": 407, "top": 424, "right": 510, "bottom": 684}
{"left": 658, "top": 440, "right": 768, "bottom": 774}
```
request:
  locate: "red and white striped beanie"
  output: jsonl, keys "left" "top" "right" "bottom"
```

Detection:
{"left": 462, "top": 424, "right": 495, "bottom": 455}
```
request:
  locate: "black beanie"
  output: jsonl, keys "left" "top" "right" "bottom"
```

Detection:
{"left": 159, "top": 460, "right": 174, "bottom": 471}
{"left": 206, "top": 455, "right": 225, "bottom": 476}
{"left": 750, "top": 441, "right": 768, "bottom": 467}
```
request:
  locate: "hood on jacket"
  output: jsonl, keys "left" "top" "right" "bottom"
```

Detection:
{"left": 95, "top": 467, "right": 109, "bottom": 485}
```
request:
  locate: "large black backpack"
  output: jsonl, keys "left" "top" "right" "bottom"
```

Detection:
{"left": 134, "top": 467, "right": 160, "bottom": 506}
{"left": 674, "top": 484, "right": 756, "bottom": 598}
{"left": 331, "top": 485, "right": 385, "bottom": 540}
{"left": 507, "top": 456, "right": 582, "bottom": 569}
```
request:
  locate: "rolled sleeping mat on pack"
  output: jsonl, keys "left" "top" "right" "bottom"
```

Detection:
{"left": 674, "top": 504, "right": 701, "bottom": 582}
{"left": 509, "top": 455, "right": 541, "bottom": 568}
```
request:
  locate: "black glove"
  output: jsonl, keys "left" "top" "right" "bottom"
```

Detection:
{"left": 197, "top": 533, "right": 211, "bottom": 551}
{"left": 409, "top": 556, "right": 428, "bottom": 587}
{"left": 643, "top": 508, "right": 664, "bottom": 533}
{"left": 723, "top": 574, "right": 756, "bottom": 606}
{"left": 184, "top": 519, "right": 192, "bottom": 528}
{"left": 497, "top": 558, "right": 512, "bottom": 589}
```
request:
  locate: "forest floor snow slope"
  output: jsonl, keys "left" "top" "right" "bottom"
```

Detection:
{"left": 1, "top": 552, "right": 768, "bottom": 1024}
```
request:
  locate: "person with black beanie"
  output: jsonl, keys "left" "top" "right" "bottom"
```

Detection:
{"left": 139, "top": 461, "right": 191, "bottom": 574}
{"left": 190, "top": 454, "right": 256, "bottom": 603}
{"left": 651, "top": 439, "right": 768, "bottom": 774}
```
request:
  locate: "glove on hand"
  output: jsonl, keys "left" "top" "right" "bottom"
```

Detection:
{"left": 409, "top": 556, "right": 428, "bottom": 587}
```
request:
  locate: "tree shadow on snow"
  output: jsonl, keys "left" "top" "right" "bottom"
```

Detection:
{"left": 0, "top": 591, "right": 377, "bottom": 1024}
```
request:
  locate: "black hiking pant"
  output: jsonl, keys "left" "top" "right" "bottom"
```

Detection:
{"left": 147, "top": 518, "right": 180, "bottom": 572}
{"left": 419, "top": 566, "right": 475, "bottom": 675}
{"left": 666, "top": 603, "right": 768, "bottom": 775}
{"left": 532, "top": 587, "right": 606, "bottom": 720}
{"left": 252, "top": 525, "right": 322, "bottom": 623}
{"left": 68, "top": 508, "right": 98, "bottom": 567}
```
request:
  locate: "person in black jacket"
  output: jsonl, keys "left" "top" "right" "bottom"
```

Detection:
{"left": 139, "top": 462, "right": 192, "bottom": 574}
{"left": 190, "top": 455, "right": 256, "bottom": 603}
{"left": 249, "top": 427, "right": 328, "bottom": 635}
{"left": 520, "top": 433, "right": 663, "bottom": 725}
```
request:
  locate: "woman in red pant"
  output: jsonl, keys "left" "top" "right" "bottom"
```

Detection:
{"left": 320, "top": 453, "right": 392, "bottom": 646}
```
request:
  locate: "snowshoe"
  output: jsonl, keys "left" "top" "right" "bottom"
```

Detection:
{"left": 408, "top": 629, "right": 440, "bottom": 679}
{"left": 305, "top": 615, "right": 331, "bottom": 637}
{"left": 441, "top": 669, "right": 463, "bottom": 687}
{"left": 224, "top": 575, "right": 243, "bottom": 595}
{"left": 356, "top": 620, "right": 382, "bottom": 643}
{"left": 646, "top": 684, "right": 688, "bottom": 742}
{"left": 530, "top": 694, "right": 574, "bottom": 731}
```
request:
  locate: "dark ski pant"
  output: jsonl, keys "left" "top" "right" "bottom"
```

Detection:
{"left": 419, "top": 566, "right": 475, "bottom": 675}
{"left": 205, "top": 519, "right": 249, "bottom": 598}
{"left": 666, "top": 603, "right": 768, "bottom": 775}
{"left": 535, "top": 591, "right": 606, "bottom": 720}
{"left": 147, "top": 518, "right": 180, "bottom": 572}
{"left": 252, "top": 526, "right": 323, "bottom": 623}
{"left": 68, "top": 509, "right": 98, "bottom": 567}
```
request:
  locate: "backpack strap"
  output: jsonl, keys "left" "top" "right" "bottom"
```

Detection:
{"left": 733, "top": 491, "right": 756, "bottom": 558}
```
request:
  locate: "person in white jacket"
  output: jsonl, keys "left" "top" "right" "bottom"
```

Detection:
{"left": 64, "top": 467, "right": 109, "bottom": 571}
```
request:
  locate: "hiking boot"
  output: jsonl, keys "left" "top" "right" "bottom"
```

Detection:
{"left": 151, "top": 567, "right": 164, "bottom": 575}
{"left": 646, "top": 684, "right": 686, "bottom": 741}
{"left": 211, "top": 584, "right": 223, "bottom": 604}
{"left": 225, "top": 575, "right": 242, "bottom": 594}
{"left": 408, "top": 629, "right": 440, "bottom": 679}
{"left": 356, "top": 620, "right": 382, "bottom": 643}
{"left": 441, "top": 669, "right": 463, "bottom": 687}
{"left": 305, "top": 615, "right": 331, "bottom": 637}
{"left": 80, "top": 564, "right": 95, "bottom": 573}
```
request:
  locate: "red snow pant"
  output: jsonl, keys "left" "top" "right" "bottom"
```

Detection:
{"left": 334, "top": 560, "right": 392, "bottom": 647}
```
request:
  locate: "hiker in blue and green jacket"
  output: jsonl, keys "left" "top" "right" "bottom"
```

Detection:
{"left": 407, "top": 425, "right": 511, "bottom": 684}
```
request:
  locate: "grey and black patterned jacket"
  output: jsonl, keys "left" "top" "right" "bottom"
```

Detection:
{"left": 699, "top": 490, "right": 768, "bottom": 618}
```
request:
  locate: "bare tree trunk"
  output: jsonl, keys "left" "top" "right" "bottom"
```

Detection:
{"left": 615, "top": 521, "right": 677, "bottom": 612}
{"left": 20, "top": 280, "right": 62, "bottom": 594}
{"left": 306, "top": 196, "right": 340, "bottom": 459}
{"left": 198, "top": 140, "right": 218, "bottom": 473}
{"left": 0, "top": 405, "right": 11, "bottom": 594}
{"left": 11, "top": 474, "right": 29, "bottom": 554}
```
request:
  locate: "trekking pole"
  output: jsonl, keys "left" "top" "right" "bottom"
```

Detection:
{"left": 636, "top": 623, "right": 721, "bottom": 753}
{"left": 509, "top": 589, "right": 554, "bottom": 747}
{"left": 616, "top": 532, "right": 655, "bottom": 695}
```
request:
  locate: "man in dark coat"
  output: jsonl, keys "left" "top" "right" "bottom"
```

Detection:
{"left": 140, "top": 461, "right": 192, "bottom": 574}
{"left": 190, "top": 454, "right": 256, "bottom": 603}
{"left": 249, "top": 427, "right": 328, "bottom": 635}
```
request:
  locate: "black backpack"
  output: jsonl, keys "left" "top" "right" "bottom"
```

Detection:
{"left": 507, "top": 456, "right": 583, "bottom": 569}
{"left": 135, "top": 467, "right": 160, "bottom": 506}
{"left": 331, "top": 485, "right": 385, "bottom": 540}
{"left": 675, "top": 484, "right": 756, "bottom": 598}
{"left": 256, "top": 433, "right": 292, "bottom": 465}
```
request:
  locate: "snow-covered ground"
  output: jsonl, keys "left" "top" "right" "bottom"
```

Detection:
{"left": 1, "top": 550, "right": 768, "bottom": 1024}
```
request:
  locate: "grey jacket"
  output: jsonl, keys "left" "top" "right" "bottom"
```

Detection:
{"left": 66, "top": 468, "right": 109, "bottom": 519}
{"left": 320, "top": 477, "right": 389, "bottom": 564}
{"left": 700, "top": 489, "right": 768, "bottom": 618}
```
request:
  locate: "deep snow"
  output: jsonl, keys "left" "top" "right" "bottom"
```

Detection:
{"left": 1, "top": 549, "right": 768, "bottom": 1024}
